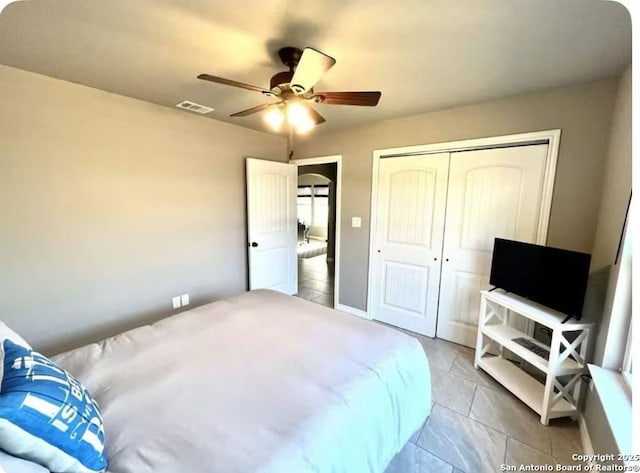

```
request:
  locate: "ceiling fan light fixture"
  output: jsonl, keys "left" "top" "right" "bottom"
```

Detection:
{"left": 286, "top": 102, "right": 308, "bottom": 125}
{"left": 264, "top": 106, "right": 285, "bottom": 131}
{"left": 295, "top": 116, "right": 315, "bottom": 134}
{"left": 286, "top": 102, "right": 315, "bottom": 134}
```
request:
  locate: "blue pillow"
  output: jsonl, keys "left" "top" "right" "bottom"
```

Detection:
{"left": 0, "top": 339, "right": 107, "bottom": 473}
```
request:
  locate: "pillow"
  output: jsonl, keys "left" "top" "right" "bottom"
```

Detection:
{"left": 0, "top": 450, "right": 49, "bottom": 473}
{"left": 0, "top": 340, "right": 107, "bottom": 473}
{"left": 0, "top": 321, "right": 31, "bottom": 349}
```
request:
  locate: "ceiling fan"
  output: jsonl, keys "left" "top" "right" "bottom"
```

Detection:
{"left": 197, "top": 46, "right": 382, "bottom": 133}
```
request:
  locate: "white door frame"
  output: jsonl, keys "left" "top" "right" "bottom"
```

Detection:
{"left": 367, "top": 129, "right": 561, "bottom": 322}
{"left": 290, "top": 155, "right": 342, "bottom": 309}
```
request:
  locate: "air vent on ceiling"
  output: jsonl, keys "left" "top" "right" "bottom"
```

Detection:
{"left": 176, "top": 100, "right": 214, "bottom": 114}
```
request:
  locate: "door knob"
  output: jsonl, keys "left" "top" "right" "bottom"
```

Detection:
{"left": 251, "top": 242, "right": 259, "bottom": 247}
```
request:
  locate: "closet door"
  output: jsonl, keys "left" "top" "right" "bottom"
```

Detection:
{"left": 436, "top": 144, "right": 548, "bottom": 347}
{"left": 371, "top": 153, "right": 449, "bottom": 336}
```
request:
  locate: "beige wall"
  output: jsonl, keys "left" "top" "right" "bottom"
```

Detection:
{"left": 589, "top": 65, "right": 632, "bottom": 366}
{"left": 590, "top": 67, "right": 632, "bottom": 274}
{"left": 582, "top": 65, "right": 631, "bottom": 458}
{"left": 296, "top": 79, "right": 618, "bottom": 310}
{"left": 0, "top": 65, "right": 286, "bottom": 354}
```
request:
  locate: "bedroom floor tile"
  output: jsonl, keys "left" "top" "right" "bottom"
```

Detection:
{"left": 418, "top": 404, "right": 507, "bottom": 473}
{"left": 469, "top": 385, "right": 552, "bottom": 454}
{"left": 547, "top": 418, "right": 583, "bottom": 465}
{"left": 416, "top": 337, "right": 461, "bottom": 372}
{"left": 430, "top": 367, "right": 477, "bottom": 415}
{"left": 505, "top": 438, "right": 556, "bottom": 468}
{"left": 384, "top": 442, "right": 453, "bottom": 473}
{"left": 377, "top": 333, "right": 584, "bottom": 473}
{"left": 449, "top": 351, "right": 504, "bottom": 391}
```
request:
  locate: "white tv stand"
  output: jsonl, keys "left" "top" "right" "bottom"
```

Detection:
{"left": 474, "top": 289, "right": 594, "bottom": 425}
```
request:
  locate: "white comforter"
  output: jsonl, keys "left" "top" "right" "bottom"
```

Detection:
{"left": 53, "top": 290, "right": 431, "bottom": 473}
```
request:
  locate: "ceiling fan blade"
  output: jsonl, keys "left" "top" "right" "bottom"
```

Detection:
{"left": 305, "top": 105, "right": 326, "bottom": 125}
{"left": 230, "top": 103, "right": 273, "bottom": 117}
{"left": 197, "top": 74, "right": 271, "bottom": 94}
{"left": 313, "top": 91, "right": 381, "bottom": 106}
{"left": 290, "top": 48, "right": 336, "bottom": 95}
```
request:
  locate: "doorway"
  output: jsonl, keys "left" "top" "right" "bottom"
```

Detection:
{"left": 291, "top": 156, "right": 342, "bottom": 308}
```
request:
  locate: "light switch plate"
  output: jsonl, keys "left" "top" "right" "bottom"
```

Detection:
{"left": 352, "top": 217, "right": 362, "bottom": 228}
{"left": 172, "top": 296, "right": 181, "bottom": 309}
{"left": 181, "top": 294, "right": 190, "bottom": 306}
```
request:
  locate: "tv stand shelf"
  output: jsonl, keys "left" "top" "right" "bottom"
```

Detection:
{"left": 474, "top": 289, "right": 594, "bottom": 425}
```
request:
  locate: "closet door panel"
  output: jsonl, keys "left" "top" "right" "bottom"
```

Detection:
{"left": 436, "top": 144, "right": 548, "bottom": 346}
{"left": 371, "top": 153, "right": 449, "bottom": 336}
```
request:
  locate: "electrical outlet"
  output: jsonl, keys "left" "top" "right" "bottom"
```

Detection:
{"left": 181, "top": 294, "right": 190, "bottom": 306}
{"left": 172, "top": 296, "right": 181, "bottom": 309}
{"left": 351, "top": 217, "right": 362, "bottom": 228}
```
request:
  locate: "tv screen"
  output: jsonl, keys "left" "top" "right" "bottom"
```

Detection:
{"left": 489, "top": 238, "right": 591, "bottom": 319}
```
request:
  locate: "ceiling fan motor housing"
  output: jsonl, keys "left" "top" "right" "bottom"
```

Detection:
{"left": 270, "top": 70, "right": 293, "bottom": 91}
{"left": 278, "top": 46, "right": 303, "bottom": 69}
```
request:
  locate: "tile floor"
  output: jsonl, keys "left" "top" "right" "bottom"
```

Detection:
{"left": 296, "top": 254, "right": 334, "bottom": 308}
{"left": 382, "top": 329, "right": 584, "bottom": 473}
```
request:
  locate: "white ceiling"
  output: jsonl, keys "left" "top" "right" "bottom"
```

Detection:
{"left": 0, "top": 0, "right": 631, "bottom": 135}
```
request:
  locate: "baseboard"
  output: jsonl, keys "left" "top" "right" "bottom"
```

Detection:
{"left": 579, "top": 414, "right": 596, "bottom": 467}
{"left": 336, "top": 304, "right": 369, "bottom": 319}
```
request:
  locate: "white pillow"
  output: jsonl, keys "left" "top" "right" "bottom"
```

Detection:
{"left": 0, "top": 450, "right": 49, "bottom": 473}
{"left": 0, "top": 321, "right": 31, "bottom": 349}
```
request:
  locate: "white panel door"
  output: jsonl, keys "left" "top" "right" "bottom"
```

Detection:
{"left": 436, "top": 144, "right": 548, "bottom": 347}
{"left": 371, "top": 153, "right": 449, "bottom": 336}
{"left": 246, "top": 158, "right": 297, "bottom": 295}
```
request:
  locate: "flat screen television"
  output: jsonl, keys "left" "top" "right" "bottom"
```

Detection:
{"left": 489, "top": 238, "right": 591, "bottom": 319}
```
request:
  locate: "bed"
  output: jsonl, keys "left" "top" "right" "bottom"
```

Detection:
{"left": 47, "top": 289, "right": 431, "bottom": 473}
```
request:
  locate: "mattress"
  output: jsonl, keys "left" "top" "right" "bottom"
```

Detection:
{"left": 53, "top": 290, "right": 431, "bottom": 473}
